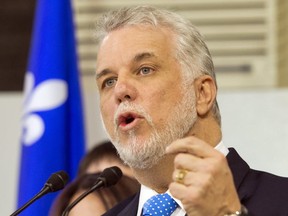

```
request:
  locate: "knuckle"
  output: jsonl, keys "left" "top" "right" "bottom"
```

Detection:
{"left": 174, "top": 154, "right": 183, "bottom": 166}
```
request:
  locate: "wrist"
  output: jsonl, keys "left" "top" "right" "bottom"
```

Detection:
{"left": 224, "top": 205, "right": 248, "bottom": 216}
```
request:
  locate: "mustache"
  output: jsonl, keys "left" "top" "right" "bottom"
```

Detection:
{"left": 114, "top": 102, "right": 153, "bottom": 127}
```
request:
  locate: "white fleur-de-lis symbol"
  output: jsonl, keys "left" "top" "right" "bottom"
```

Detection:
{"left": 22, "top": 72, "right": 68, "bottom": 146}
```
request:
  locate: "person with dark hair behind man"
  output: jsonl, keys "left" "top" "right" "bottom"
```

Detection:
{"left": 93, "top": 5, "right": 288, "bottom": 216}
{"left": 49, "top": 173, "right": 139, "bottom": 216}
{"left": 49, "top": 141, "right": 139, "bottom": 216}
{"left": 77, "top": 140, "right": 133, "bottom": 178}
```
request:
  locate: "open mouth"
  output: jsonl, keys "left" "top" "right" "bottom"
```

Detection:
{"left": 117, "top": 113, "right": 138, "bottom": 127}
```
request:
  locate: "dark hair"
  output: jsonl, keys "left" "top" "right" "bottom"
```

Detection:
{"left": 77, "top": 140, "right": 122, "bottom": 176}
{"left": 49, "top": 173, "right": 140, "bottom": 216}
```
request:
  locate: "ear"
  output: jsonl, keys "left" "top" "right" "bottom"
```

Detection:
{"left": 194, "top": 75, "right": 217, "bottom": 116}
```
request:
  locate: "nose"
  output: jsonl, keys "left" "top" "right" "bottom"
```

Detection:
{"left": 114, "top": 76, "right": 136, "bottom": 104}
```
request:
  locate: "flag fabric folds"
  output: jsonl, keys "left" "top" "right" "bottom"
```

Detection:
{"left": 17, "top": 0, "right": 86, "bottom": 215}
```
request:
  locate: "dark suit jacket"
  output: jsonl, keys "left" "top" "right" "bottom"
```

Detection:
{"left": 103, "top": 148, "right": 288, "bottom": 216}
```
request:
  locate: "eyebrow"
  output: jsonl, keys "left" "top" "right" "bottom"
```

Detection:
{"left": 133, "top": 52, "right": 156, "bottom": 62}
{"left": 96, "top": 52, "right": 157, "bottom": 80}
{"left": 96, "top": 69, "right": 111, "bottom": 80}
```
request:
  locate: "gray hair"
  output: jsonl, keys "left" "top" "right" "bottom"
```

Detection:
{"left": 94, "top": 5, "right": 221, "bottom": 126}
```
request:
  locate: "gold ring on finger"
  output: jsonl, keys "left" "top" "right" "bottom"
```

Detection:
{"left": 175, "top": 169, "right": 187, "bottom": 184}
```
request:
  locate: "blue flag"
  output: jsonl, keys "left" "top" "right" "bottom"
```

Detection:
{"left": 17, "top": 0, "right": 86, "bottom": 215}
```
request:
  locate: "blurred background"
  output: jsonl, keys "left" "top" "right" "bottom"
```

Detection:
{"left": 1, "top": 0, "right": 287, "bottom": 215}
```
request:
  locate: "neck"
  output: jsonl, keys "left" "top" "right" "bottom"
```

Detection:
{"left": 192, "top": 115, "right": 222, "bottom": 147}
{"left": 132, "top": 154, "right": 175, "bottom": 193}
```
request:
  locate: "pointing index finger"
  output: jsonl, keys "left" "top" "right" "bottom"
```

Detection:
{"left": 166, "top": 136, "right": 216, "bottom": 158}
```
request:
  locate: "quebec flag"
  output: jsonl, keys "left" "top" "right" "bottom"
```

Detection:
{"left": 16, "top": 0, "right": 86, "bottom": 215}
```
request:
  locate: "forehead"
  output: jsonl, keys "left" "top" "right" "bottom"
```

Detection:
{"left": 96, "top": 25, "right": 176, "bottom": 68}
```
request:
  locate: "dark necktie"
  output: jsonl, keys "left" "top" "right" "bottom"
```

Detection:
{"left": 142, "top": 193, "right": 179, "bottom": 216}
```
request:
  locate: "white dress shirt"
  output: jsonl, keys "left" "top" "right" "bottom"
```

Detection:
{"left": 136, "top": 141, "right": 229, "bottom": 216}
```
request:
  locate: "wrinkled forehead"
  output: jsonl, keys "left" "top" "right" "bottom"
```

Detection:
{"left": 95, "top": 25, "right": 177, "bottom": 68}
{"left": 97, "top": 24, "right": 176, "bottom": 49}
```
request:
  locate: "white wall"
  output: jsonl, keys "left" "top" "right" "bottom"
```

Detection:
{"left": 219, "top": 89, "right": 288, "bottom": 176}
{"left": 0, "top": 93, "right": 22, "bottom": 216}
{"left": 1, "top": 87, "right": 288, "bottom": 215}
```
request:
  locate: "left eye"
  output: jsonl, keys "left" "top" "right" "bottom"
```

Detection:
{"left": 139, "top": 67, "right": 152, "bottom": 75}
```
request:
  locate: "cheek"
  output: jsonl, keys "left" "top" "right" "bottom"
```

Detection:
{"left": 100, "top": 100, "right": 115, "bottom": 130}
{"left": 152, "top": 86, "right": 182, "bottom": 120}
{"left": 148, "top": 89, "right": 172, "bottom": 120}
{"left": 153, "top": 85, "right": 180, "bottom": 108}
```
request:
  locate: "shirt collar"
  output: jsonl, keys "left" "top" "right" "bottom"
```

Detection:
{"left": 215, "top": 140, "right": 229, "bottom": 156}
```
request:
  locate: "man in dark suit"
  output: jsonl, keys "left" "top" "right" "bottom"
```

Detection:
{"left": 100, "top": 148, "right": 288, "bottom": 216}
{"left": 93, "top": 5, "right": 288, "bottom": 216}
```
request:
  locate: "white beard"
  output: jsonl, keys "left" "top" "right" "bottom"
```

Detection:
{"left": 103, "top": 87, "right": 197, "bottom": 170}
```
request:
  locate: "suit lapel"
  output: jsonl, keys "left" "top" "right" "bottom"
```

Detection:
{"left": 227, "top": 148, "right": 256, "bottom": 201}
{"left": 227, "top": 148, "right": 250, "bottom": 188}
{"left": 117, "top": 192, "right": 140, "bottom": 216}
